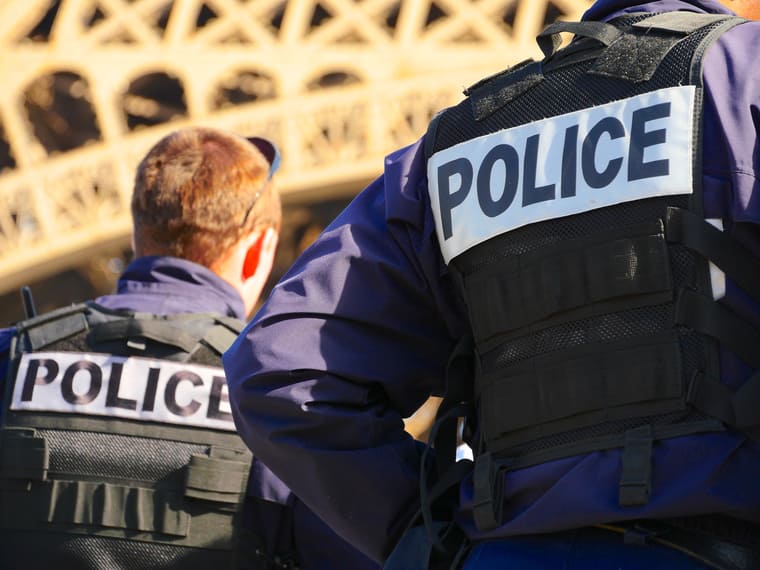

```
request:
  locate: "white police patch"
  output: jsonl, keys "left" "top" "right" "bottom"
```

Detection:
{"left": 428, "top": 86, "right": 696, "bottom": 263}
{"left": 11, "top": 352, "right": 236, "bottom": 431}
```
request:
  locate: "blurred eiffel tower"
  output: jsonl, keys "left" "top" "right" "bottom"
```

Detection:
{"left": 0, "top": 0, "right": 591, "bottom": 322}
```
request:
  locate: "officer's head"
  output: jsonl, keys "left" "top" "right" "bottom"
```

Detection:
{"left": 131, "top": 126, "right": 282, "bottom": 315}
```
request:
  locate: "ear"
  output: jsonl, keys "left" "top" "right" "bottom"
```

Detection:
{"left": 240, "top": 226, "right": 278, "bottom": 316}
{"left": 243, "top": 226, "right": 277, "bottom": 280}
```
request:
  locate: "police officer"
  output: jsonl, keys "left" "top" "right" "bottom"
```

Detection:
{"left": 0, "top": 126, "right": 378, "bottom": 570}
{"left": 223, "top": 1, "right": 760, "bottom": 568}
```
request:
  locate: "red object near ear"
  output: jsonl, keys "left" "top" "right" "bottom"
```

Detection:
{"left": 243, "top": 233, "right": 265, "bottom": 279}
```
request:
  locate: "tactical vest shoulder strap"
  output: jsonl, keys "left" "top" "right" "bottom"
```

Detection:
{"left": 536, "top": 19, "right": 623, "bottom": 60}
{"left": 14, "top": 303, "right": 89, "bottom": 352}
{"left": 199, "top": 315, "right": 246, "bottom": 356}
{"left": 88, "top": 317, "right": 201, "bottom": 353}
{"left": 11, "top": 301, "right": 244, "bottom": 366}
{"left": 85, "top": 302, "right": 244, "bottom": 360}
{"left": 428, "top": 12, "right": 747, "bottom": 131}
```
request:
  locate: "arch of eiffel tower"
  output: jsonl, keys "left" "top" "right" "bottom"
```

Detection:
{"left": 0, "top": 0, "right": 591, "bottom": 317}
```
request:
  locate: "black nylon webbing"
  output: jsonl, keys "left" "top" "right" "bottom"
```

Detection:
{"left": 666, "top": 207, "right": 760, "bottom": 300}
{"left": 16, "top": 304, "right": 88, "bottom": 333}
{"left": 676, "top": 289, "right": 760, "bottom": 369}
{"left": 489, "top": 419, "right": 722, "bottom": 473}
{"left": 212, "top": 315, "right": 245, "bottom": 334}
{"left": 618, "top": 424, "right": 653, "bottom": 506}
{"left": 200, "top": 325, "right": 240, "bottom": 356}
{"left": 477, "top": 333, "right": 682, "bottom": 443}
{"left": 434, "top": 335, "right": 474, "bottom": 477}
{"left": 185, "top": 453, "right": 250, "bottom": 504}
{"left": 471, "top": 419, "right": 724, "bottom": 533}
{"left": 466, "top": 226, "right": 671, "bottom": 343}
{"left": 688, "top": 370, "right": 760, "bottom": 433}
{"left": 89, "top": 319, "right": 200, "bottom": 353}
{"left": 420, "top": 407, "right": 469, "bottom": 553}
{"left": 734, "top": 372, "right": 760, "bottom": 430}
{"left": 0, "top": 428, "right": 48, "bottom": 482}
{"left": 420, "top": 335, "right": 475, "bottom": 558}
{"left": 21, "top": 310, "right": 88, "bottom": 351}
{"left": 44, "top": 480, "right": 189, "bottom": 536}
{"left": 472, "top": 452, "right": 503, "bottom": 532}
{"left": 470, "top": 61, "right": 544, "bottom": 121}
{"left": 687, "top": 372, "right": 736, "bottom": 426}
{"left": 537, "top": 20, "right": 623, "bottom": 58}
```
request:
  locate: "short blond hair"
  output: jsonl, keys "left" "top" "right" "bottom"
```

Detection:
{"left": 131, "top": 127, "right": 281, "bottom": 268}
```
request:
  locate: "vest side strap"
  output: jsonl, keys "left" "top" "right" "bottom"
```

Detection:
{"left": 676, "top": 289, "right": 760, "bottom": 370}
{"left": 734, "top": 372, "right": 760, "bottom": 430}
{"left": 472, "top": 452, "right": 505, "bottom": 532}
{"left": 435, "top": 334, "right": 474, "bottom": 478}
{"left": 666, "top": 207, "right": 760, "bottom": 301}
{"left": 687, "top": 370, "right": 760, "bottom": 437}
{"left": 619, "top": 424, "right": 653, "bottom": 506}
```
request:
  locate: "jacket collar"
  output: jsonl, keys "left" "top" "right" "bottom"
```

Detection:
{"left": 583, "top": 0, "right": 735, "bottom": 21}
{"left": 97, "top": 256, "right": 246, "bottom": 319}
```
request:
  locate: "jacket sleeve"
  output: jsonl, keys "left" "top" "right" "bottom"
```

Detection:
{"left": 701, "top": 19, "right": 760, "bottom": 223}
{"left": 700, "top": 18, "right": 760, "bottom": 391}
{"left": 223, "top": 138, "right": 468, "bottom": 563}
{"left": 245, "top": 457, "right": 381, "bottom": 569}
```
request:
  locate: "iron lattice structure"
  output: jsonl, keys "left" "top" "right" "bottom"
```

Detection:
{"left": 0, "top": 0, "right": 591, "bottom": 294}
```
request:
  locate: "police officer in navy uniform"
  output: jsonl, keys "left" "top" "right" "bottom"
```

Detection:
{"left": 223, "top": 1, "right": 760, "bottom": 568}
{"left": 0, "top": 126, "right": 378, "bottom": 570}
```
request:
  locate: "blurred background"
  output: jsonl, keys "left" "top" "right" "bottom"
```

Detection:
{"left": 0, "top": 0, "right": 592, "bottom": 325}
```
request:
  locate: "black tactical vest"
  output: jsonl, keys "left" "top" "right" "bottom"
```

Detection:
{"left": 424, "top": 12, "right": 760, "bottom": 532}
{"left": 0, "top": 302, "right": 254, "bottom": 569}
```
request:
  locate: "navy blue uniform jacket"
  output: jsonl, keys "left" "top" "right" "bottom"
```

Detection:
{"left": 223, "top": 0, "right": 760, "bottom": 564}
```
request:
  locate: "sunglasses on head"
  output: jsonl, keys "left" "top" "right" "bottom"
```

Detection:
{"left": 240, "top": 136, "right": 281, "bottom": 226}
{"left": 247, "top": 136, "right": 281, "bottom": 181}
